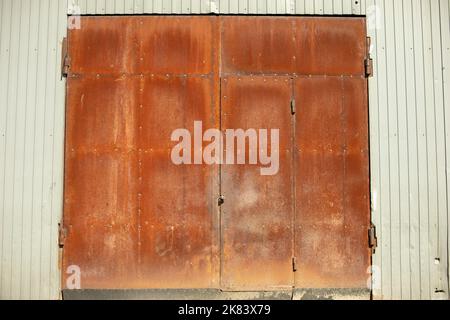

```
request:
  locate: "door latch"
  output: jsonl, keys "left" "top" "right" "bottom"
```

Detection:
{"left": 290, "top": 99, "right": 296, "bottom": 115}
{"left": 218, "top": 195, "right": 225, "bottom": 206}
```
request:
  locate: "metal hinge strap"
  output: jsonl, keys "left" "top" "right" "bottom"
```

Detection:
{"left": 365, "top": 37, "right": 373, "bottom": 78}
{"left": 369, "top": 223, "right": 378, "bottom": 254}
{"left": 58, "top": 223, "right": 67, "bottom": 248}
{"left": 61, "top": 37, "right": 70, "bottom": 78}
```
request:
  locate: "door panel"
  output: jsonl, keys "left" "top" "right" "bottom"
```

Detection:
{"left": 64, "top": 76, "right": 140, "bottom": 288}
{"left": 68, "top": 16, "right": 215, "bottom": 75}
{"left": 220, "top": 76, "right": 294, "bottom": 290}
{"left": 68, "top": 17, "right": 139, "bottom": 75}
{"left": 293, "top": 18, "right": 367, "bottom": 76}
{"left": 221, "top": 17, "right": 296, "bottom": 74}
{"left": 63, "top": 16, "right": 219, "bottom": 289}
{"left": 137, "top": 76, "right": 218, "bottom": 288}
{"left": 294, "top": 77, "right": 370, "bottom": 288}
{"left": 220, "top": 17, "right": 366, "bottom": 76}
{"left": 138, "top": 16, "right": 216, "bottom": 74}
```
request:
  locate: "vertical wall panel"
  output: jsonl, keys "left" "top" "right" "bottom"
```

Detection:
{"left": 0, "top": 0, "right": 15, "bottom": 300}
{"left": 369, "top": 0, "right": 450, "bottom": 300}
{"left": 402, "top": 0, "right": 421, "bottom": 300}
{"left": 392, "top": 0, "right": 411, "bottom": 300}
{"left": 441, "top": 0, "right": 450, "bottom": 298}
{"left": 439, "top": 0, "right": 450, "bottom": 298}
{"left": 430, "top": 0, "right": 449, "bottom": 300}
{"left": 385, "top": 0, "right": 402, "bottom": 299}
{"left": 422, "top": 0, "right": 440, "bottom": 299}
{"left": 0, "top": 0, "right": 67, "bottom": 299}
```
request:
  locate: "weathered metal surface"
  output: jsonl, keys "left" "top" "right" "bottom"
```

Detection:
{"left": 221, "top": 17, "right": 296, "bottom": 74}
{"left": 294, "top": 17, "right": 366, "bottom": 75}
{"left": 293, "top": 288, "right": 371, "bottom": 300}
{"left": 68, "top": 16, "right": 215, "bottom": 75}
{"left": 138, "top": 16, "right": 215, "bottom": 74}
{"left": 62, "top": 288, "right": 370, "bottom": 300}
{"left": 68, "top": 17, "right": 139, "bottom": 75}
{"left": 64, "top": 76, "right": 140, "bottom": 288}
{"left": 294, "top": 77, "right": 370, "bottom": 288}
{"left": 221, "top": 16, "right": 366, "bottom": 76}
{"left": 63, "top": 16, "right": 219, "bottom": 289}
{"left": 220, "top": 76, "right": 294, "bottom": 290}
{"left": 62, "top": 289, "right": 293, "bottom": 300}
{"left": 137, "top": 76, "right": 217, "bottom": 288}
{"left": 64, "top": 15, "right": 370, "bottom": 292}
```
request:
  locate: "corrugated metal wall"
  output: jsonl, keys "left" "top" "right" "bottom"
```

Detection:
{"left": 0, "top": 0, "right": 449, "bottom": 299}
{"left": 67, "top": 0, "right": 365, "bottom": 14}
{"left": 0, "top": 0, "right": 67, "bottom": 299}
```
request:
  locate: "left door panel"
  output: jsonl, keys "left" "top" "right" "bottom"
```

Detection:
{"left": 63, "top": 16, "right": 220, "bottom": 289}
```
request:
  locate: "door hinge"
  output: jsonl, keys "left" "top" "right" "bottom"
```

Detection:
{"left": 292, "top": 257, "right": 297, "bottom": 272}
{"left": 365, "top": 37, "right": 373, "bottom": 78}
{"left": 290, "top": 98, "right": 296, "bottom": 115}
{"left": 58, "top": 223, "right": 67, "bottom": 248}
{"left": 61, "top": 37, "right": 70, "bottom": 78}
{"left": 369, "top": 223, "right": 378, "bottom": 254}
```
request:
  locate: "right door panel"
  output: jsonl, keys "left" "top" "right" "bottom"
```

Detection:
{"left": 221, "top": 76, "right": 294, "bottom": 291}
{"left": 294, "top": 77, "right": 370, "bottom": 288}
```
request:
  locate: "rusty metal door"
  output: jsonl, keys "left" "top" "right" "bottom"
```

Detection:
{"left": 219, "top": 16, "right": 370, "bottom": 291}
{"left": 220, "top": 76, "right": 295, "bottom": 290}
{"left": 294, "top": 77, "right": 370, "bottom": 288}
{"left": 292, "top": 18, "right": 371, "bottom": 289}
{"left": 63, "top": 16, "right": 370, "bottom": 293}
{"left": 63, "top": 16, "right": 221, "bottom": 289}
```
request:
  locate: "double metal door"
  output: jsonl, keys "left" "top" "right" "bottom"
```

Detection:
{"left": 62, "top": 16, "right": 370, "bottom": 291}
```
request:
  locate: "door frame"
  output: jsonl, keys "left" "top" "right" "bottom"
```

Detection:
{"left": 61, "top": 14, "right": 373, "bottom": 300}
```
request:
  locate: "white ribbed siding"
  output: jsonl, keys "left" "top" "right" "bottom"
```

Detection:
{"left": 0, "top": 0, "right": 449, "bottom": 300}
{"left": 67, "top": 0, "right": 365, "bottom": 14}
{"left": 0, "top": 0, "right": 67, "bottom": 299}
